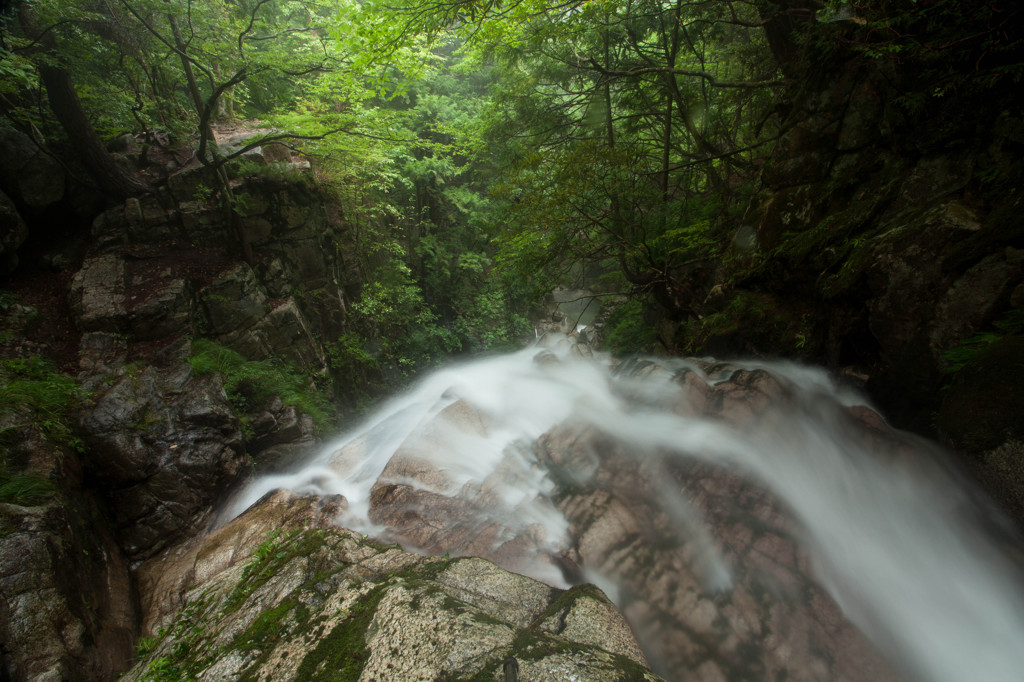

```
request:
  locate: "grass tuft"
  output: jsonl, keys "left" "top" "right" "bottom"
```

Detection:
{"left": 188, "top": 339, "right": 334, "bottom": 433}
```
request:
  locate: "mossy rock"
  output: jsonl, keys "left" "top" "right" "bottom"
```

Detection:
{"left": 682, "top": 290, "right": 817, "bottom": 358}
{"left": 122, "top": 493, "right": 663, "bottom": 682}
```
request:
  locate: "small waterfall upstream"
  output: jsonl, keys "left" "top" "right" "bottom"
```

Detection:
{"left": 224, "top": 336, "right": 1024, "bottom": 682}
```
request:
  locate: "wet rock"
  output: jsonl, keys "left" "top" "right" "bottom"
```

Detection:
{"left": 91, "top": 193, "right": 183, "bottom": 250}
{"left": 361, "top": 354, "right": 905, "bottom": 682}
{"left": 0, "top": 127, "right": 65, "bottom": 209}
{"left": 79, "top": 365, "right": 248, "bottom": 559}
{"left": 0, "top": 427, "right": 136, "bottom": 682}
{"left": 365, "top": 400, "right": 566, "bottom": 582}
{"left": 939, "top": 336, "right": 1024, "bottom": 453}
{"left": 939, "top": 336, "right": 1024, "bottom": 524}
{"left": 247, "top": 399, "right": 319, "bottom": 473}
{"left": 68, "top": 254, "right": 128, "bottom": 333}
{"left": 929, "top": 253, "right": 1021, "bottom": 362}
{"left": 167, "top": 166, "right": 221, "bottom": 205}
{"left": 861, "top": 200, "right": 992, "bottom": 426}
{"left": 124, "top": 492, "right": 662, "bottom": 682}
{"left": 107, "top": 133, "right": 140, "bottom": 155}
{"left": 235, "top": 298, "right": 327, "bottom": 372}
{"left": 127, "top": 277, "right": 195, "bottom": 341}
{"left": 199, "top": 263, "right": 267, "bottom": 337}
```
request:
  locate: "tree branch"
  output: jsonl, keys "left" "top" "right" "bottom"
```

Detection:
{"left": 586, "top": 58, "right": 781, "bottom": 89}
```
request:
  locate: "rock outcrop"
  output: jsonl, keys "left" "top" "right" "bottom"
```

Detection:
{"left": 123, "top": 491, "right": 662, "bottom": 682}
{"left": 668, "top": 21, "right": 1024, "bottom": 525}
{"left": 61, "top": 162, "right": 358, "bottom": 562}
{"left": 78, "top": 353, "right": 247, "bottom": 560}
{"left": 0, "top": 423, "right": 136, "bottom": 681}
{"left": 358, "top": 350, "right": 908, "bottom": 682}
{"left": 0, "top": 129, "right": 362, "bottom": 679}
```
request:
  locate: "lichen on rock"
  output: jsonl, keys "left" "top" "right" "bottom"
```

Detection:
{"left": 122, "top": 491, "right": 663, "bottom": 682}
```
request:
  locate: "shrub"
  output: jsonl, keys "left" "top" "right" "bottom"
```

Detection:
{"left": 603, "top": 299, "right": 658, "bottom": 355}
{"left": 0, "top": 356, "right": 83, "bottom": 450}
{"left": 188, "top": 339, "right": 334, "bottom": 433}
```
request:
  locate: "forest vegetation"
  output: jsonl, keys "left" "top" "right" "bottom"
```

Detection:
{"left": 1, "top": 0, "right": 1021, "bottom": 409}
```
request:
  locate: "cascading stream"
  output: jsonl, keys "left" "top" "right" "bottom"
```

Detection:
{"left": 225, "top": 336, "right": 1024, "bottom": 682}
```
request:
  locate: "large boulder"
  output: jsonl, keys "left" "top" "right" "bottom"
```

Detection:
{"left": 246, "top": 397, "right": 319, "bottom": 473}
{"left": 125, "top": 491, "right": 661, "bottom": 682}
{"left": 0, "top": 189, "right": 28, "bottom": 274}
{"left": 0, "top": 127, "right": 65, "bottom": 209}
{"left": 68, "top": 254, "right": 129, "bottom": 333}
{"left": 198, "top": 263, "right": 268, "bottom": 337}
{"left": 939, "top": 336, "right": 1024, "bottom": 524}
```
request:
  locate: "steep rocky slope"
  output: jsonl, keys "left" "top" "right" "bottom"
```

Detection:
{"left": 659, "top": 6, "right": 1024, "bottom": 525}
{"left": 123, "top": 491, "right": 660, "bottom": 682}
{"left": 0, "top": 131, "right": 666, "bottom": 680}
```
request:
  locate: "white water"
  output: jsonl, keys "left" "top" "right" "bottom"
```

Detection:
{"left": 225, "top": 336, "right": 1024, "bottom": 682}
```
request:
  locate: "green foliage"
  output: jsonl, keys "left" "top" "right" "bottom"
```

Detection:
{"left": 135, "top": 635, "right": 160, "bottom": 659}
{"left": 942, "top": 310, "right": 1024, "bottom": 375}
{"left": 142, "top": 656, "right": 188, "bottom": 682}
{"left": 604, "top": 299, "right": 658, "bottom": 356}
{"left": 229, "top": 158, "right": 308, "bottom": 184}
{"left": 810, "top": 1, "right": 1023, "bottom": 110}
{"left": 0, "top": 356, "right": 83, "bottom": 450}
{"left": 187, "top": 339, "right": 334, "bottom": 433}
{"left": 192, "top": 184, "right": 213, "bottom": 203}
{"left": 223, "top": 528, "right": 322, "bottom": 614}
{"left": 0, "top": 357, "right": 82, "bottom": 505}
{"left": 0, "top": 475, "right": 57, "bottom": 506}
{"left": 454, "top": 289, "right": 531, "bottom": 352}
{"left": 293, "top": 584, "right": 386, "bottom": 682}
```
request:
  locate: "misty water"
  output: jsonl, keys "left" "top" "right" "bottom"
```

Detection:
{"left": 226, "top": 335, "right": 1024, "bottom": 682}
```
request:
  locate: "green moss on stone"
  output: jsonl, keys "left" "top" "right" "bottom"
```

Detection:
{"left": 223, "top": 529, "right": 329, "bottom": 614}
{"left": 235, "top": 597, "right": 304, "bottom": 651}
{"left": 529, "top": 583, "right": 605, "bottom": 629}
{"left": 295, "top": 584, "right": 387, "bottom": 681}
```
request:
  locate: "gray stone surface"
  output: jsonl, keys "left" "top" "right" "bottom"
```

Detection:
{"left": 79, "top": 366, "right": 248, "bottom": 559}
{"left": 124, "top": 492, "right": 661, "bottom": 682}
{"left": 69, "top": 254, "right": 128, "bottom": 332}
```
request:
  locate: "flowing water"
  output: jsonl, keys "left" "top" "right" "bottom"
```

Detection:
{"left": 225, "top": 336, "right": 1024, "bottom": 682}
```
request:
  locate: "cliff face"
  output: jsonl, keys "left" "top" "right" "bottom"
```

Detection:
{"left": 0, "top": 132, "right": 364, "bottom": 678}
{"left": 0, "top": 131, "right": 666, "bottom": 681}
{"left": 671, "top": 3, "right": 1024, "bottom": 523}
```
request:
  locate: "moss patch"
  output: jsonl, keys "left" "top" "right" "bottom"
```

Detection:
{"left": 188, "top": 338, "right": 335, "bottom": 433}
{"left": 223, "top": 528, "right": 328, "bottom": 614}
{"left": 294, "top": 584, "right": 387, "bottom": 681}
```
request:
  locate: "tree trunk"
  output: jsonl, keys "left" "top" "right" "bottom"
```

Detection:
{"left": 37, "top": 64, "right": 148, "bottom": 198}
{"left": 18, "top": 5, "right": 146, "bottom": 199}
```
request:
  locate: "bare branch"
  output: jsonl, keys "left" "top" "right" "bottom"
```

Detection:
{"left": 586, "top": 58, "right": 781, "bottom": 90}
{"left": 238, "top": 0, "right": 274, "bottom": 55}
{"left": 116, "top": 0, "right": 215, "bottom": 84}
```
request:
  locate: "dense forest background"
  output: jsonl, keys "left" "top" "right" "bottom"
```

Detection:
{"left": 1, "top": 0, "right": 1022, "bottom": 432}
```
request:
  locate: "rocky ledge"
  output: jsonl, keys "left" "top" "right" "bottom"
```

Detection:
{"left": 124, "top": 491, "right": 661, "bottom": 682}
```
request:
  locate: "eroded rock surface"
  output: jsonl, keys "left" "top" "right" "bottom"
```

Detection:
{"left": 79, "top": 361, "right": 247, "bottom": 559}
{"left": 125, "top": 491, "right": 662, "bottom": 682}
{"left": 0, "top": 424, "right": 136, "bottom": 682}
{"left": 361, "top": 349, "right": 910, "bottom": 682}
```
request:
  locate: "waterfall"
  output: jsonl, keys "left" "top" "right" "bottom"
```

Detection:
{"left": 224, "top": 336, "right": 1024, "bottom": 682}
